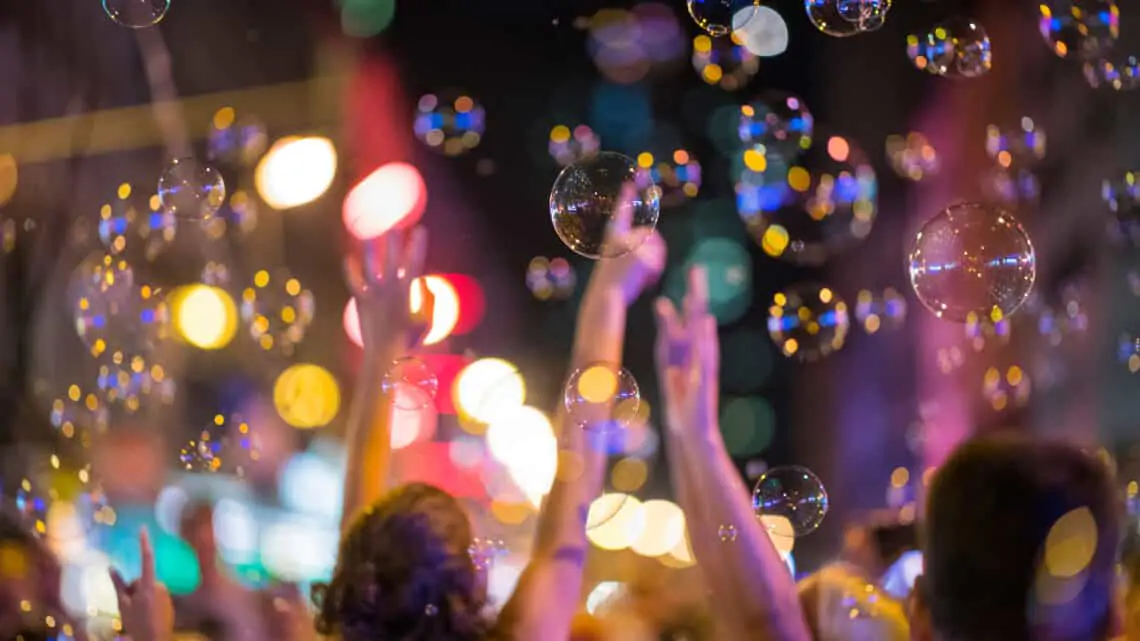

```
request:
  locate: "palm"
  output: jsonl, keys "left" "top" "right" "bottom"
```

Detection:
{"left": 654, "top": 267, "right": 719, "bottom": 434}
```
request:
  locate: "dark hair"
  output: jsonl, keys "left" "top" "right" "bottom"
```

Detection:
{"left": 313, "top": 483, "right": 490, "bottom": 641}
{"left": 924, "top": 434, "right": 1121, "bottom": 641}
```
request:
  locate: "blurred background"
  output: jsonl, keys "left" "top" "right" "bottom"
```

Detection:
{"left": 0, "top": 0, "right": 1138, "bottom": 634}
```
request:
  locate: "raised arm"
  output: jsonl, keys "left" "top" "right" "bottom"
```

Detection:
{"left": 496, "top": 205, "right": 665, "bottom": 641}
{"left": 654, "top": 268, "right": 811, "bottom": 641}
{"left": 339, "top": 228, "right": 431, "bottom": 533}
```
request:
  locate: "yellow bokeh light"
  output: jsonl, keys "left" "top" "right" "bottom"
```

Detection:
{"left": 576, "top": 364, "right": 619, "bottom": 404}
{"left": 630, "top": 500, "right": 685, "bottom": 557}
{"left": 255, "top": 136, "right": 338, "bottom": 210}
{"left": 273, "top": 364, "right": 341, "bottom": 429}
{"left": 172, "top": 285, "right": 237, "bottom": 350}
{"left": 0, "top": 154, "right": 17, "bottom": 207}
{"left": 486, "top": 405, "right": 558, "bottom": 507}
{"left": 1043, "top": 507, "right": 1098, "bottom": 579}
{"left": 453, "top": 358, "right": 526, "bottom": 426}
{"left": 587, "top": 494, "right": 646, "bottom": 551}
{"left": 410, "top": 275, "right": 459, "bottom": 346}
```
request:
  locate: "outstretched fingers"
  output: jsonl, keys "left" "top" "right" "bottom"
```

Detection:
{"left": 138, "top": 527, "right": 156, "bottom": 589}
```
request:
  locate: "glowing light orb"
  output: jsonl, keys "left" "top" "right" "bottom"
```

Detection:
{"left": 273, "top": 364, "right": 341, "bottom": 429}
{"left": 255, "top": 136, "right": 338, "bottom": 210}
{"left": 172, "top": 285, "right": 237, "bottom": 350}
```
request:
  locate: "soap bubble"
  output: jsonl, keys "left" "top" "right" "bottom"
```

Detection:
{"left": 885, "top": 132, "right": 940, "bottom": 181}
{"left": 806, "top": 0, "right": 892, "bottom": 37}
{"left": 692, "top": 33, "right": 761, "bottom": 91}
{"left": 549, "top": 152, "right": 661, "bottom": 260}
{"left": 240, "top": 269, "right": 315, "bottom": 354}
{"left": 687, "top": 0, "right": 760, "bottom": 37}
{"left": 1083, "top": 53, "right": 1140, "bottom": 90}
{"left": 986, "top": 117, "right": 1047, "bottom": 168}
{"left": 908, "top": 19, "right": 992, "bottom": 79}
{"left": 382, "top": 357, "right": 439, "bottom": 411}
{"left": 1039, "top": 0, "right": 1118, "bottom": 60}
{"left": 854, "top": 288, "right": 908, "bottom": 335}
{"left": 414, "top": 92, "right": 486, "bottom": 157}
{"left": 752, "top": 465, "right": 829, "bottom": 537}
{"left": 738, "top": 92, "right": 814, "bottom": 160}
{"left": 736, "top": 130, "right": 877, "bottom": 266}
{"left": 468, "top": 537, "right": 507, "bottom": 571}
{"left": 102, "top": 0, "right": 170, "bottom": 28}
{"left": 564, "top": 362, "right": 641, "bottom": 431}
{"left": 908, "top": 202, "right": 1036, "bottom": 323}
{"left": 718, "top": 524, "right": 738, "bottom": 542}
{"left": 158, "top": 158, "right": 226, "bottom": 219}
{"left": 767, "top": 283, "right": 850, "bottom": 361}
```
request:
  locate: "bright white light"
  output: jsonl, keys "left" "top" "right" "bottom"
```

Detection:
{"left": 454, "top": 358, "right": 526, "bottom": 424}
{"left": 261, "top": 517, "right": 339, "bottom": 581}
{"left": 279, "top": 453, "right": 344, "bottom": 523}
{"left": 255, "top": 136, "right": 338, "bottom": 210}
{"left": 630, "top": 500, "right": 685, "bottom": 557}
{"left": 737, "top": 6, "right": 789, "bottom": 58}
{"left": 154, "top": 485, "right": 190, "bottom": 535}
{"left": 487, "top": 557, "right": 526, "bottom": 609}
{"left": 586, "top": 581, "right": 625, "bottom": 615}
{"left": 486, "top": 406, "right": 558, "bottom": 506}
{"left": 587, "top": 495, "right": 647, "bottom": 551}
{"left": 214, "top": 499, "right": 259, "bottom": 565}
{"left": 60, "top": 550, "right": 117, "bottom": 618}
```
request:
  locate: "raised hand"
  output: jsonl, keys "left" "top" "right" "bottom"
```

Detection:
{"left": 110, "top": 528, "right": 174, "bottom": 641}
{"left": 590, "top": 183, "right": 667, "bottom": 306}
{"left": 653, "top": 266, "right": 720, "bottom": 438}
{"left": 344, "top": 226, "right": 434, "bottom": 356}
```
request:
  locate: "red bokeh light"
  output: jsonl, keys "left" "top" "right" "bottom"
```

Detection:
{"left": 343, "top": 162, "right": 427, "bottom": 240}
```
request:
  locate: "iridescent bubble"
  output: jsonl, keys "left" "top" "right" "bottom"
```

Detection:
{"left": 95, "top": 359, "right": 175, "bottom": 413}
{"left": 564, "top": 362, "right": 641, "bottom": 430}
{"left": 985, "top": 117, "right": 1047, "bottom": 168}
{"left": 94, "top": 285, "right": 170, "bottom": 362}
{"left": 413, "top": 92, "right": 486, "bottom": 157}
{"left": 634, "top": 148, "right": 702, "bottom": 207}
{"left": 1084, "top": 53, "right": 1140, "bottom": 90}
{"left": 885, "top": 132, "right": 940, "bottom": 182}
{"left": 736, "top": 130, "right": 877, "bottom": 266}
{"left": 854, "top": 288, "right": 908, "bottom": 334}
{"left": 102, "top": 0, "right": 170, "bottom": 28}
{"left": 549, "top": 151, "right": 661, "bottom": 260}
{"left": 548, "top": 124, "right": 601, "bottom": 168}
{"left": 692, "top": 33, "right": 761, "bottom": 91}
{"left": 180, "top": 432, "right": 223, "bottom": 472}
{"left": 908, "top": 202, "right": 1036, "bottom": 323}
{"left": 1039, "top": 0, "right": 1118, "bottom": 60}
{"left": 68, "top": 254, "right": 135, "bottom": 350}
{"left": 239, "top": 269, "right": 315, "bottom": 354}
{"left": 157, "top": 158, "right": 226, "bottom": 219}
{"left": 806, "top": 0, "right": 892, "bottom": 37}
{"left": 767, "top": 283, "right": 850, "bottom": 361}
{"left": 907, "top": 19, "right": 992, "bottom": 79}
{"left": 738, "top": 92, "right": 814, "bottom": 159}
{"left": 468, "top": 537, "right": 507, "bottom": 571}
{"left": 752, "top": 465, "right": 829, "bottom": 537}
{"left": 97, "top": 186, "right": 177, "bottom": 260}
{"left": 688, "top": 0, "right": 760, "bottom": 37}
{"left": 382, "top": 357, "right": 439, "bottom": 411}
{"left": 718, "top": 524, "right": 738, "bottom": 542}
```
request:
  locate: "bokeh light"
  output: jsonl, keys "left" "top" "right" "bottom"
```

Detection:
{"left": 630, "top": 500, "right": 685, "bottom": 557}
{"left": 0, "top": 154, "right": 17, "bottom": 207}
{"left": 908, "top": 202, "right": 1036, "bottom": 323}
{"left": 171, "top": 284, "right": 237, "bottom": 350}
{"left": 273, "top": 364, "right": 341, "bottom": 429}
{"left": 1038, "top": 0, "right": 1118, "bottom": 60}
{"left": 767, "top": 283, "right": 850, "bottom": 361}
{"left": 526, "top": 257, "right": 577, "bottom": 301}
{"left": 207, "top": 108, "right": 268, "bottom": 167}
{"left": 254, "top": 136, "right": 338, "bottom": 210}
{"left": 635, "top": 147, "right": 702, "bottom": 206}
{"left": 239, "top": 269, "right": 316, "bottom": 354}
{"left": 691, "top": 33, "right": 760, "bottom": 92}
{"left": 548, "top": 124, "right": 601, "bottom": 168}
{"left": 454, "top": 358, "right": 526, "bottom": 426}
{"left": 414, "top": 92, "right": 486, "bottom": 156}
{"left": 907, "top": 19, "right": 993, "bottom": 79}
{"left": 343, "top": 162, "right": 427, "bottom": 240}
{"left": 886, "top": 132, "right": 940, "bottom": 181}
{"left": 687, "top": 0, "right": 759, "bottom": 37}
{"left": 738, "top": 92, "right": 813, "bottom": 159}
{"left": 854, "top": 288, "right": 908, "bottom": 335}
{"left": 586, "top": 494, "right": 646, "bottom": 550}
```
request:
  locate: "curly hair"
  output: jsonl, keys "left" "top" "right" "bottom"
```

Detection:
{"left": 313, "top": 483, "right": 492, "bottom": 641}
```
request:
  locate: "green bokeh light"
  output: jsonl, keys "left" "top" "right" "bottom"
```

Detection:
{"left": 720, "top": 396, "right": 775, "bottom": 456}
{"left": 340, "top": 0, "right": 396, "bottom": 38}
